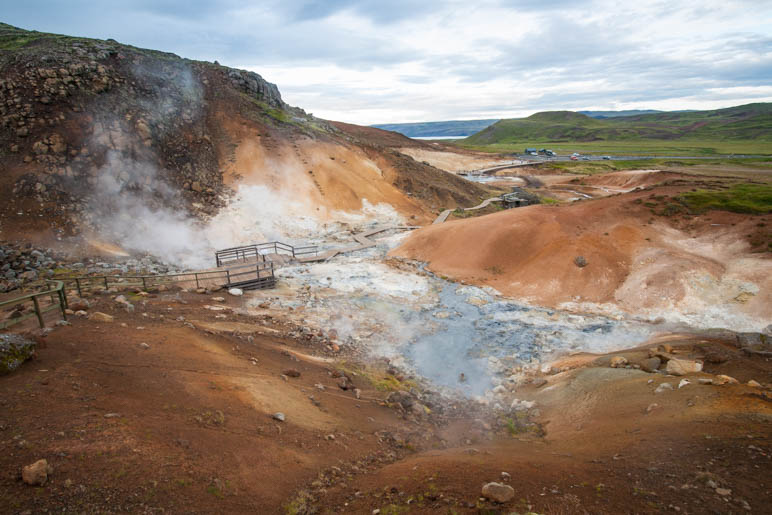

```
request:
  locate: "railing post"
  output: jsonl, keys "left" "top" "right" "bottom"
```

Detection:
{"left": 104, "top": 276, "right": 109, "bottom": 289}
{"left": 76, "top": 278, "right": 82, "bottom": 298}
{"left": 195, "top": 273, "right": 200, "bottom": 289}
{"left": 32, "top": 295, "right": 44, "bottom": 328}
{"left": 226, "top": 269, "right": 230, "bottom": 285}
{"left": 142, "top": 276, "right": 147, "bottom": 290}
{"left": 59, "top": 290, "right": 67, "bottom": 321}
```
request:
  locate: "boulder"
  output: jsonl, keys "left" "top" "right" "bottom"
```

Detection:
{"left": 482, "top": 482, "right": 515, "bottom": 503}
{"left": 69, "top": 299, "right": 90, "bottom": 311}
{"left": 610, "top": 356, "right": 628, "bottom": 368}
{"left": 640, "top": 357, "right": 661, "bottom": 373}
{"left": 228, "top": 288, "right": 243, "bottom": 297}
{"left": 22, "top": 459, "right": 52, "bottom": 486}
{"left": 665, "top": 358, "right": 702, "bottom": 376}
{"left": 90, "top": 312, "right": 114, "bottom": 323}
{"left": 0, "top": 334, "right": 36, "bottom": 374}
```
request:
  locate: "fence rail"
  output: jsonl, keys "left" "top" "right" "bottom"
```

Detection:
{"left": 0, "top": 280, "right": 68, "bottom": 329}
{"left": 0, "top": 262, "right": 277, "bottom": 330}
{"left": 215, "top": 241, "right": 318, "bottom": 267}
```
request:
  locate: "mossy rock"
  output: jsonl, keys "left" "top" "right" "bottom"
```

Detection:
{"left": 0, "top": 334, "right": 36, "bottom": 374}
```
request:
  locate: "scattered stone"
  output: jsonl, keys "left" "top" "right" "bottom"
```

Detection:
{"left": 646, "top": 403, "right": 659, "bottom": 414}
{"left": 715, "top": 374, "right": 739, "bottom": 385}
{"left": 212, "top": 297, "right": 225, "bottom": 302}
{"left": 655, "top": 383, "right": 673, "bottom": 394}
{"left": 678, "top": 379, "right": 690, "bottom": 389}
{"left": 698, "top": 378, "right": 713, "bottom": 385}
{"left": 283, "top": 369, "right": 301, "bottom": 378}
{"left": 666, "top": 358, "right": 702, "bottom": 376}
{"left": 481, "top": 482, "right": 515, "bottom": 503}
{"left": 90, "top": 312, "right": 114, "bottom": 323}
{"left": 22, "top": 459, "right": 52, "bottom": 486}
{"left": 500, "top": 471, "right": 511, "bottom": 482}
{"left": 228, "top": 288, "right": 243, "bottom": 297}
{"left": 574, "top": 256, "right": 588, "bottom": 268}
{"left": 0, "top": 334, "right": 36, "bottom": 374}
{"left": 139, "top": 342, "right": 150, "bottom": 350}
{"left": 610, "top": 356, "right": 628, "bottom": 368}
{"left": 272, "top": 412, "right": 285, "bottom": 422}
{"left": 354, "top": 388, "right": 361, "bottom": 399}
{"left": 104, "top": 413, "right": 121, "bottom": 418}
{"left": 716, "top": 487, "right": 732, "bottom": 497}
{"left": 640, "top": 357, "right": 662, "bottom": 373}
{"left": 747, "top": 380, "right": 761, "bottom": 388}
{"left": 69, "top": 299, "right": 90, "bottom": 311}
{"left": 531, "top": 377, "right": 548, "bottom": 388}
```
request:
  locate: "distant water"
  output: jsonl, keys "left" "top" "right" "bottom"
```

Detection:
{"left": 412, "top": 136, "right": 464, "bottom": 140}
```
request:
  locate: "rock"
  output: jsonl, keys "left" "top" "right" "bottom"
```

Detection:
{"left": 666, "top": 358, "right": 702, "bottom": 376}
{"left": 574, "top": 255, "right": 587, "bottom": 268}
{"left": 481, "top": 482, "right": 515, "bottom": 503}
{"left": 645, "top": 403, "right": 659, "bottom": 413}
{"left": 354, "top": 388, "right": 361, "bottom": 399}
{"left": 0, "top": 334, "right": 36, "bottom": 374}
{"left": 640, "top": 357, "right": 662, "bottom": 373}
{"left": 69, "top": 299, "right": 89, "bottom": 311}
{"left": 747, "top": 380, "right": 761, "bottom": 387}
{"left": 531, "top": 377, "right": 548, "bottom": 388}
{"left": 104, "top": 413, "right": 121, "bottom": 418}
{"left": 272, "top": 412, "right": 285, "bottom": 422}
{"left": 283, "top": 368, "right": 301, "bottom": 378}
{"left": 698, "top": 378, "right": 713, "bottom": 385}
{"left": 678, "top": 379, "right": 690, "bottom": 389}
{"left": 715, "top": 374, "right": 739, "bottom": 385}
{"left": 500, "top": 471, "right": 511, "bottom": 482}
{"left": 90, "top": 312, "right": 114, "bottom": 323}
{"left": 22, "top": 459, "right": 52, "bottom": 486}
{"left": 228, "top": 288, "right": 243, "bottom": 297}
{"left": 139, "top": 342, "right": 150, "bottom": 350}
{"left": 386, "top": 390, "right": 414, "bottom": 410}
{"left": 610, "top": 356, "right": 628, "bottom": 368}
{"left": 655, "top": 383, "right": 673, "bottom": 394}
{"left": 715, "top": 487, "right": 731, "bottom": 497}
{"left": 212, "top": 297, "right": 225, "bottom": 302}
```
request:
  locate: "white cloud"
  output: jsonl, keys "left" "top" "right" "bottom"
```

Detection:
{"left": 4, "top": 0, "right": 772, "bottom": 124}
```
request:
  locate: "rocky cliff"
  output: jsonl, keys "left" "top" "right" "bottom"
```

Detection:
{"left": 0, "top": 23, "right": 490, "bottom": 254}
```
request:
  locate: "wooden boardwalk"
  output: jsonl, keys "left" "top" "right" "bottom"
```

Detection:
{"left": 433, "top": 196, "right": 503, "bottom": 224}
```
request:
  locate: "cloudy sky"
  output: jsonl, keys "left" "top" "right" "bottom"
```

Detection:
{"left": 4, "top": 0, "right": 772, "bottom": 124}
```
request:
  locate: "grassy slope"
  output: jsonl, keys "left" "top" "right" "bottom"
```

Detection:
{"left": 461, "top": 105, "right": 772, "bottom": 155}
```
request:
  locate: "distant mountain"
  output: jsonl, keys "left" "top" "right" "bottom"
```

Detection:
{"left": 371, "top": 119, "right": 499, "bottom": 138}
{"left": 463, "top": 104, "right": 772, "bottom": 145}
{"left": 578, "top": 110, "right": 663, "bottom": 118}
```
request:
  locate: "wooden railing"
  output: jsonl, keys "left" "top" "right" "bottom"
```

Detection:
{"left": 0, "top": 280, "right": 68, "bottom": 329}
{"left": 58, "top": 262, "right": 274, "bottom": 296}
{"left": 215, "top": 241, "right": 318, "bottom": 267}
{"left": 0, "top": 262, "right": 278, "bottom": 330}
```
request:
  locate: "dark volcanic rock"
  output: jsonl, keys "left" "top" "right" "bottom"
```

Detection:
{"left": 0, "top": 333, "right": 36, "bottom": 374}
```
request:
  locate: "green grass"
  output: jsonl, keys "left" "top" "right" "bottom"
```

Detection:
{"left": 679, "top": 184, "right": 772, "bottom": 215}
{"left": 530, "top": 157, "right": 772, "bottom": 176}
{"left": 461, "top": 104, "right": 772, "bottom": 154}
{"left": 458, "top": 138, "right": 772, "bottom": 156}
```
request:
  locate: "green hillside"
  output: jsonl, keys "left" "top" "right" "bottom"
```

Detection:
{"left": 463, "top": 104, "right": 772, "bottom": 154}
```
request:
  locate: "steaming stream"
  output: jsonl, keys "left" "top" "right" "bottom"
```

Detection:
{"left": 247, "top": 231, "right": 658, "bottom": 400}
